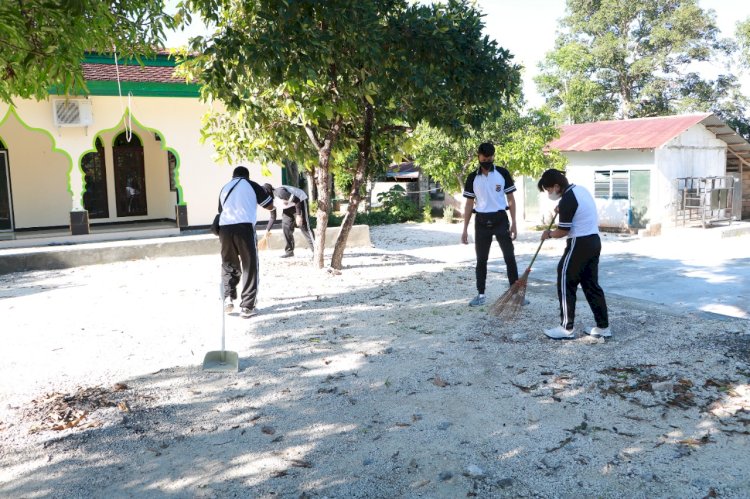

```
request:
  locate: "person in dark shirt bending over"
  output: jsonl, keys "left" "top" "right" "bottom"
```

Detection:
{"left": 538, "top": 169, "right": 610, "bottom": 340}
{"left": 263, "top": 184, "right": 315, "bottom": 258}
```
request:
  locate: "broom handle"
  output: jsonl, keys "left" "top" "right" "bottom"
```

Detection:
{"left": 525, "top": 213, "right": 558, "bottom": 272}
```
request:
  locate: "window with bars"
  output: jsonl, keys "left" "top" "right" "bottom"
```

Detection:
{"left": 594, "top": 170, "right": 629, "bottom": 200}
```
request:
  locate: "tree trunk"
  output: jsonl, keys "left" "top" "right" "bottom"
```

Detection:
{"left": 313, "top": 163, "right": 331, "bottom": 269}
{"left": 308, "top": 119, "right": 343, "bottom": 268}
{"left": 330, "top": 102, "right": 373, "bottom": 270}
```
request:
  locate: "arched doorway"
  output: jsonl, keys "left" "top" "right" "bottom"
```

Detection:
{"left": 0, "top": 138, "right": 12, "bottom": 231}
{"left": 81, "top": 138, "right": 109, "bottom": 219}
{"left": 113, "top": 132, "right": 147, "bottom": 217}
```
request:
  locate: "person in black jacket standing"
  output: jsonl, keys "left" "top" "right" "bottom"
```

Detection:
{"left": 217, "top": 166, "right": 274, "bottom": 318}
{"left": 461, "top": 142, "right": 520, "bottom": 306}
{"left": 538, "top": 169, "right": 609, "bottom": 339}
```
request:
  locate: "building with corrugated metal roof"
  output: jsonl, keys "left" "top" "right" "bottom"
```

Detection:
{"left": 524, "top": 114, "right": 749, "bottom": 232}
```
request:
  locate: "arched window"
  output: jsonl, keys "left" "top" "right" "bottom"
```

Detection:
{"left": 113, "top": 131, "right": 147, "bottom": 216}
{"left": 168, "top": 151, "right": 177, "bottom": 193}
{"left": 81, "top": 138, "right": 109, "bottom": 219}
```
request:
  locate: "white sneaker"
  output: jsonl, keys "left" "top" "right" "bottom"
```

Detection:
{"left": 544, "top": 326, "right": 575, "bottom": 340}
{"left": 223, "top": 296, "right": 234, "bottom": 313}
{"left": 587, "top": 326, "right": 611, "bottom": 338}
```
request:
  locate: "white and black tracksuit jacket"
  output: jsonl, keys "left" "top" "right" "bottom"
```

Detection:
{"left": 556, "top": 184, "right": 609, "bottom": 330}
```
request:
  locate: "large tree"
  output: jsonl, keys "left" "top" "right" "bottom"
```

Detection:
{"left": 738, "top": 17, "right": 750, "bottom": 67}
{"left": 179, "top": 0, "right": 520, "bottom": 269}
{"left": 535, "top": 0, "right": 733, "bottom": 121}
{"left": 0, "top": 0, "right": 174, "bottom": 102}
{"left": 411, "top": 106, "right": 567, "bottom": 195}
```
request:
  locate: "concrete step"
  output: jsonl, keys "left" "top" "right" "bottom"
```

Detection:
{"left": 0, "top": 225, "right": 371, "bottom": 275}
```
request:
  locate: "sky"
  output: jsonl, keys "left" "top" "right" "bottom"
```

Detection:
{"left": 164, "top": 0, "right": 750, "bottom": 109}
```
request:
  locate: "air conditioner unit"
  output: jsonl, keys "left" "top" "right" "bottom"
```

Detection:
{"left": 52, "top": 99, "right": 93, "bottom": 127}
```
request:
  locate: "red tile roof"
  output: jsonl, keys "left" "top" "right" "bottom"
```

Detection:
{"left": 82, "top": 63, "right": 184, "bottom": 84}
{"left": 549, "top": 114, "right": 712, "bottom": 152}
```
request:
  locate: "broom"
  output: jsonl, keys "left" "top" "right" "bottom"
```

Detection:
{"left": 488, "top": 213, "right": 558, "bottom": 319}
{"left": 257, "top": 232, "right": 270, "bottom": 251}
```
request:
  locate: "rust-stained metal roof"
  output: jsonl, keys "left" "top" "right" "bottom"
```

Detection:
{"left": 387, "top": 161, "right": 420, "bottom": 179}
{"left": 549, "top": 113, "right": 750, "bottom": 167}
{"left": 549, "top": 114, "right": 714, "bottom": 151}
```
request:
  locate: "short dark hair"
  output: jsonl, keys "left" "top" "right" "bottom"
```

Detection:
{"left": 537, "top": 169, "right": 569, "bottom": 192}
{"left": 477, "top": 142, "right": 495, "bottom": 157}
{"left": 274, "top": 187, "right": 290, "bottom": 200}
{"left": 232, "top": 166, "right": 250, "bottom": 179}
{"left": 263, "top": 183, "right": 274, "bottom": 196}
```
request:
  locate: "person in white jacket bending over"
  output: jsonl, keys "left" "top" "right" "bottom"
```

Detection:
{"left": 263, "top": 184, "right": 314, "bottom": 258}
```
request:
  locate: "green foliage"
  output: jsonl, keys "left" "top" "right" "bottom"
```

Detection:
{"left": 376, "top": 185, "right": 420, "bottom": 223}
{"left": 443, "top": 205, "right": 455, "bottom": 224}
{"left": 411, "top": 107, "right": 567, "bottom": 194}
{"left": 534, "top": 40, "right": 616, "bottom": 123}
{"left": 738, "top": 17, "right": 750, "bottom": 68}
{"left": 0, "top": 1, "right": 174, "bottom": 102}
{"left": 312, "top": 185, "right": 423, "bottom": 227}
{"left": 310, "top": 205, "right": 421, "bottom": 228}
{"left": 180, "top": 0, "right": 520, "bottom": 267}
{"left": 422, "top": 194, "right": 433, "bottom": 223}
{"left": 180, "top": 0, "right": 521, "bottom": 165}
{"left": 536, "top": 0, "right": 734, "bottom": 121}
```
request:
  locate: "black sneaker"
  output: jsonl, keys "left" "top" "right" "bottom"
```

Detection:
{"left": 240, "top": 307, "right": 257, "bottom": 318}
{"left": 280, "top": 252, "right": 294, "bottom": 258}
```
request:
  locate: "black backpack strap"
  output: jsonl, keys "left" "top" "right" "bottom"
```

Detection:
{"left": 218, "top": 179, "right": 243, "bottom": 213}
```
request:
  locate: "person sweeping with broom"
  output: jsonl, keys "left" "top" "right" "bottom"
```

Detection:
{"left": 461, "top": 142, "right": 521, "bottom": 307}
{"left": 537, "top": 169, "right": 610, "bottom": 340}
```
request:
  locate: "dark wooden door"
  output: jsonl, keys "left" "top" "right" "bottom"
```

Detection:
{"left": 0, "top": 151, "right": 12, "bottom": 231}
{"left": 82, "top": 139, "right": 109, "bottom": 219}
{"left": 113, "top": 145, "right": 147, "bottom": 217}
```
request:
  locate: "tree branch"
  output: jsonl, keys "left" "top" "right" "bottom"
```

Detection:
{"left": 304, "top": 125, "right": 322, "bottom": 152}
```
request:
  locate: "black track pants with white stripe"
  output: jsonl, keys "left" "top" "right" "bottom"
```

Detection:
{"left": 556, "top": 234, "right": 608, "bottom": 330}
{"left": 220, "top": 223, "right": 259, "bottom": 310}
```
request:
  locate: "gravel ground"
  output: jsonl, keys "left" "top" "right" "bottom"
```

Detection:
{"left": 1, "top": 222, "right": 749, "bottom": 498}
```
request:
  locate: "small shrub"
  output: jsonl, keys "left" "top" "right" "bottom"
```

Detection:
{"left": 422, "top": 194, "right": 433, "bottom": 223}
{"left": 376, "top": 185, "right": 420, "bottom": 223}
{"left": 443, "top": 205, "right": 455, "bottom": 223}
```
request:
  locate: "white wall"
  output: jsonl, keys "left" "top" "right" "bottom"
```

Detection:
{"left": 560, "top": 150, "right": 655, "bottom": 227}
{"left": 654, "top": 124, "right": 726, "bottom": 224}
{"left": 0, "top": 110, "right": 71, "bottom": 228}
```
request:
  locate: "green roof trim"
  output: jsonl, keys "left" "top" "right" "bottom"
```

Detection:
{"left": 83, "top": 53, "right": 178, "bottom": 67}
{"left": 49, "top": 81, "right": 201, "bottom": 98}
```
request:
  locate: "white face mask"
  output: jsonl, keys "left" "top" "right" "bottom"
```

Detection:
{"left": 547, "top": 190, "right": 561, "bottom": 201}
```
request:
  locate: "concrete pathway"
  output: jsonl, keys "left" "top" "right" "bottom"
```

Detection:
{"left": 368, "top": 222, "right": 750, "bottom": 320}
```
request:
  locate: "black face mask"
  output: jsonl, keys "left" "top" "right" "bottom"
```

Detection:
{"left": 479, "top": 161, "right": 493, "bottom": 169}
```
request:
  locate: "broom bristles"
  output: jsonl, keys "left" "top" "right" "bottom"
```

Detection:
{"left": 257, "top": 233, "right": 270, "bottom": 251}
{"left": 488, "top": 269, "right": 530, "bottom": 319}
